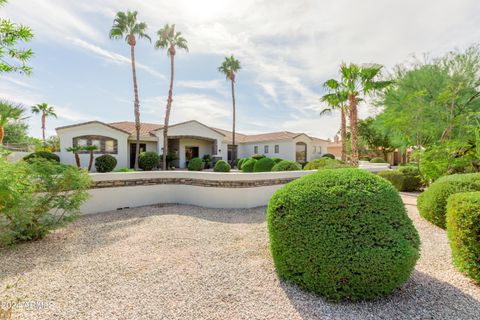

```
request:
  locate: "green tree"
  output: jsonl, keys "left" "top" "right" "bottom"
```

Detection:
{"left": 0, "top": 0, "right": 33, "bottom": 75}
{"left": 31, "top": 103, "right": 56, "bottom": 145}
{"left": 3, "top": 121, "right": 28, "bottom": 144}
{"left": 155, "top": 24, "right": 188, "bottom": 170}
{"left": 66, "top": 146, "right": 82, "bottom": 168}
{"left": 0, "top": 100, "right": 25, "bottom": 144}
{"left": 218, "top": 55, "right": 241, "bottom": 163}
{"left": 109, "top": 11, "right": 150, "bottom": 170}
{"left": 358, "top": 117, "right": 397, "bottom": 160}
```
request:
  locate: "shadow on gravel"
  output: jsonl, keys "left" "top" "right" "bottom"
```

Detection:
{"left": 280, "top": 270, "right": 480, "bottom": 319}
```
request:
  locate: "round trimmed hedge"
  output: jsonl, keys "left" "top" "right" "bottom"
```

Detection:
{"left": 138, "top": 151, "right": 159, "bottom": 171}
{"left": 267, "top": 168, "right": 420, "bottom": 301}
{"left": 397, "top": 166, "right": 422, "bottom": 192}
{"left": 370, "top": 157, "right": 387, "bottom": 163}
{"left": 272, "top": 160, "right": 302, "bottom": 171}
{"left": 321, "top": 153, "right": 335, "bottom": 159}
{"left": 214, "top": 160, "right": 231, "bottom": 172}
{"left": 304, "top": 158, "right": 349, "bottom": 170}
{"left": 251, "top": 154, "right": 265, "bottom": 160}
{"left": 446, "top": 192, "right": 480, "bottom": 284}
{"left": 23, "top": 151, "right": 60, "bottom": 163}
{"left": 237, "top": 158, "right": 247, "bottom": 170}
{"left": 271, "top": 157, "right": 283, "bottom": 164}
{"left": 241, "top": 158, "right": 257, "bottom": 172}
{"left": 378, "top": 170, "right": 404, "bottom": 191}
{"left": 187, "top": 157, "right": 204, "bottom": 171}
{"left": 253, "top": 157, "right": 275, "bottom": 172}
{"left": 417, "top": 173, "right": 480, "bottom": 229}
{"left": 95, "top": 154, "right": 117, "bottom": 172}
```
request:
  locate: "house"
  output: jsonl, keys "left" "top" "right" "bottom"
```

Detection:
{"left": 56, "top": 120, "right": 329, "bottom": 170}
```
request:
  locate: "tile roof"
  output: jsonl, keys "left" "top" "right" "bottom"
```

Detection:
{"left": 109, "top": 122, "right": 163, "bottom": 138}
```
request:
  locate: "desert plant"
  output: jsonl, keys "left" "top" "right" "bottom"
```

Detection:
{"left": 213, "top": 160, "right": 231, "bottom": 172}
{"left": 251, "top": 154, "right": 265, "bottom": 160}
{"left": 370, "top": 157, "right": 387, "bottom": 163}
{"left": 304, "top": 158, "right": 350, "bottom": 170}
{"left": 31, "top": 103, "right": 56, "bottom": 145}
{"left": 378, "top": 170, "right": 404, "bottom": 191}
{"left": 446, "top": 192, "right": 480, "bottom": 284}
{"left": 417, "top": 173, "right": 480, "bottom": 228}
{"left": 138, "top": 151, "right": 159, "bottom": 171}
{"left": 253, "top": 157, "right": 275, "bottom": 172}
{"left": 271, "top": 160, "right": 302, "bottom": 171}
{"left": 187, "top": 157, "right": 203, "bottom": 171}
{"left": 241, "top": 158, "right": 257, "bottom": 172}
{"left": 95, "top": 154, "right": 117, "bottom": 173}
{"left": 321, "top": 153, "right": 335, "bottom": 159}
{"left": 267, "top": 168, "right": 420, "bottom": 300}
{"left": 23, "top": 151, "right": 60, "bottom": 163}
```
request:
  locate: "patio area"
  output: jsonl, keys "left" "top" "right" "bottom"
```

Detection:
{"left": 1, "top": 194, "right": 480, "bottom": 319}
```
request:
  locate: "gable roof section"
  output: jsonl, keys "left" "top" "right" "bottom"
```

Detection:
{"left": 55, "top": 121, "right": 131, "bottom": 135}
{"left": 109, "top": 121, "right": 162, "bottom": 138}
{"left": 157, "top": 120, "right": 226, "bottom": 137}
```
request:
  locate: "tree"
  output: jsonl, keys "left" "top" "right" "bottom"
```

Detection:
{"left": 66, "top": 146, "right": 82, "bottom": 168}
{"left": 109, "top": 11, "right": 150, "bottom": 170}
{"left": 31, "top": 103, "right": 56, "bottom": 145}
{"left": 358, "top": 117, "right": 397, "bottom": 160}
{"left": 218, "top": 55, "right": 241, "bottom": 163}
{"left": 0, "top": 0, "right": 33, "bottom": 75}
{"left": 0, "top": 100, "right": 25, "bottom": 144}
{"left": 82, "top": 145, "right": 98, "bottom": 171}
{"left": 155, "top": 24, "right": 188, "bottom": 170}
{"left": 320, "top": 79, "right": 348, "bottom": 161}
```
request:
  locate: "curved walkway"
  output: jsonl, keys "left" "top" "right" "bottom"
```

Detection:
{"left": 1, "top": 194, "right": 479, "bottom": 319}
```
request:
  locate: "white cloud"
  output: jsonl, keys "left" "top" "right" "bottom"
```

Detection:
{"left": 176, "top": 79, "right": 223, "bottom": 90}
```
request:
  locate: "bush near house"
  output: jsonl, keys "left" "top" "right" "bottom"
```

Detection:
{"left": 187, "top": 157, "right": 204, "bottom": 171}
{"left": 214, "top": 160, "right": 231, "bottom": 172}
{"left": 446, "top": 192, "right": 480, "bottom": 284}
{"left": 271, "top": 157, "right": 283, "bottom": 164}
{"left": 95, "top": 154, "right": 117, "bottom": 173}
{"left": 241, "top": 158, "right": 257, "bottom": 172}
{"left": 251, "top": 154, "right": 265, "bottom": 160}
{"left": 237, "top": 158, "right": 247, "bottom": 170}
{"left": 417, "top": 173, "right": 480, "bottom": 229}
{"left": 272, "top": 160, "right": 302, "bottom": 171}
{"left": 397, "top": 166, "right": 422, "bottom": 191}
{"left": 303, "top": 158, "right": 350, "bottom": 170}
{"left": 253, "top": 157, "right": 275, "bottom": 172}
{"left": 138, "top": 151, "right": 159, "bottom": 171}
{"left": 378, "top": 170, "right": 404, "bottom": 191}
{"left": 267, "top": 168, "right": 419, "bottom": 300}
{"left": 321, "top": 153, "right": 335, "bottom": 159}
{"left": 23, "top": 151, "right": 60, "bottom": 163}
{"left": 370, "top": 157, "right": 387, "bottom": 163}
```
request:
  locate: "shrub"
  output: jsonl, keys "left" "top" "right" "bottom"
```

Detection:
{"left": 272, "top": 160, "right": 302, "bottom": 171}
{"left": 202, "top": 154, "right": 212, "bottom": 169}
{"left": 417, "top": 173, "right": 480, "bottom": 229}
{"left": 214, "top": 160, "right": 231, "bottom": 172}
{"left": 241, "top": 158, "right": 257, "bottom": 172}
{"left": 304, "top": 158, "right": 350, "bottom": 170}
{"left": 187, "top": 157, "right": 204, "bottom": 171}
{"left": 253, "top": 157, "right": 275, "bottom": 172}
{"left": 370, "top": 157, "right": 387, "bottom": 163}
{"left": 271, "top": 157, "right": 283, "bottom": 164}
{"left": 398, "top": 166, "right": 422, "bottom": 192}
{"left": 138, "top": 151, "right": 159, "bottom": 171}
{"left": 0, "top": 158, "right": 91, "bottom": 246}
{"left": 237, "top": 158, "right": 247, "bottom": 170}
{"left": 446, "top": 192, "right": 480, "bottom": 284}
{"left": 267, "top": 168, "right": 420, "bottom": 300}
{"left": 360, "top": 156, "right": 371, "bottom": 161}
{"left": 251, "top": 154, "right": 265, "bottom": 160}
{"left": 378, "top": 170, "right": 404, "bottom": 191}
{"left": 23, "top": 151, "right": 60, "bottom": 163}
{"left": 321, "top": 153, "right": 335, "bottom": 159}
{"left": 113, "top": 168, "right": 136, "bottom": 172}
{"left": 95, "top": 154, "right": 117, "bottom": 173}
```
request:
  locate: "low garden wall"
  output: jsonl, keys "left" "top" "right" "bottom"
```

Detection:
{"left": 81, "top": 170, "right": 315, "bottom": 214}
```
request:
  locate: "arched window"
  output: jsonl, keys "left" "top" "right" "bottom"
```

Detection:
{"left": 295, "top": 142, "right": 307, "bottom": 163}
{"left": 73, "top": 135, "right": 118, "bottom": 154}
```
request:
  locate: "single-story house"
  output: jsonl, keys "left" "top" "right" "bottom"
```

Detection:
{"left": 56, "top": 120, "right": 329, "bottom": 170}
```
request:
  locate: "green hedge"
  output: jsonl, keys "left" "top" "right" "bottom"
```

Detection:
{"left": 138, "top": 151, "right": 159, "bottom": 171}
{"left": 446, "top": 192, "right": 480, "bottom": 284}
{"left": 23, "top": 151, "right": 60, "bottom": 163}
{"left": 272, "top": 160, "right": 302, "bottom": 171}
{"left": 187, "top": 157, "right": 204, "bottom": 171}
{"left": 378, "top": 170, "right": 404, "bottom": 191}
{"left": 251, "top": 154, "right": 265, "bottom": 160}
{"left": 304, "top": 158, "right": 350, "bottom": 170}
{"left": 370, "top": 157, "right": 387, "bottom": 163}
{"left": 253, "top": 157, "right": 275, "bottom": 172}
{"left": 321, "top": 153, "right": 335, "bottom": 159}
{"left": 417, "top": 173, "right": 480, "bottom": 228}
{"left": 241, "top": 158, "right": 257, "bottom": 172}
{"left": 95, "top": 154, "right": 117, "bottom": 173}
{"left": 237, "top": 158, "right": 247, "bottom": 169}
{"left": 214, "top": 160, "right": 231, "bottom": 172}
{"left": 397, "top": 166, "right": 422, "bottom": 192}
{"left": 271, "top": 157, "right": 283, "bottom": 164}
{"left": 267, "top": 168, "right": 419, "bottom": 300}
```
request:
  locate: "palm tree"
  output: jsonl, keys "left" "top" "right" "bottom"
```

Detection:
{"left": 0, "top": 100, "right": 25, "bottom": 144}
{"left": 83, "top": 145, "right": 98, "bottom": 171}
{"left": 109, "top": 11, "right": 150, "bottom": 170}
{"left": 31, "top": 103, "right": 56, "bottom": 145}
{"left": 154, "top": 24, "right": 188, "bottom": 170}
{"left": 66, "top": 146, "right": 82, "bottom": 168}
{"left": 320, "top": 80, "right": 348, "bottom": 161}
{"left": 326, "top": 63, "right": 391, "bottom": 166}
{"left": 218, "top": 55, "right": 241, "bottom": 164}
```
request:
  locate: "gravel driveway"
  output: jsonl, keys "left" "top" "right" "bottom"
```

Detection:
{"left": 1, "top": 194, "right": 480, "bottom": 319}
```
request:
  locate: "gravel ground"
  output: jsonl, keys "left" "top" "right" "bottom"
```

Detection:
{"left": 1, "top": 194, "right": 480, "bottom": 319}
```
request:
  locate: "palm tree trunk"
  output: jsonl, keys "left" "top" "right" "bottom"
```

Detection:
{"left": 349, "top": 94, "right": 359, "bottom": 166}
{"left": 74, "top": 153, "right": 81, "bottom": 168}
{"left": 88, "top": 151, "right": 94, "bottom": 171}
{"left": 41, "top": 113, "right": 46, "bottom": 146}
{"left": 163, "top": 51, "right": 175, "bottom": 170}
{"left": 0, "top": 125, "right": 4, "bottom": 144}
{"left": 130, "top": 43, "right": 141, "bottom": 170}
{"left": 340, "top": 107, "right": 347, "bottom": 162}
{"left": 231, "top": 77, "right": 236, "bottom": 163}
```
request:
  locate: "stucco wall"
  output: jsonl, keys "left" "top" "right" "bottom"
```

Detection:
{"left": 238, "top": 140, "right": 293, "bottom": 160}
{"left": 126, "top": 140, "right": 158, "bottom": 168}
{"left": 178, "top": 138, "right": 213, "bottom": 168}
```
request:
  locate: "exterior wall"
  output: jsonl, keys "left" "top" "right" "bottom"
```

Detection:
{"left": 57, "top": 123, "right": 129, "bottom": 171}
{"left": 126, "top": 140, "right": 158, "bottom": 168}
{"left": 238, "top": 140, "right": 293, "bottom": 160}
{"left": 178, "top": 138, "right": 213, "bottom": 168}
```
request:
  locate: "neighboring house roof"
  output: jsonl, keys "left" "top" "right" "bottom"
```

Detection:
{"left": 55, "top": 121, "right": 131, "bottom": 135}
{"left": 109, "top": 121, "right": 163, "bottom": 138}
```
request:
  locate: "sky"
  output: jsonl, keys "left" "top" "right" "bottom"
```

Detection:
{"left": 1, "top": 0, "right": 480, "bottom": 140}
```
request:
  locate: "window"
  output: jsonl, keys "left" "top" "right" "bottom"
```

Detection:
{"left": 105, "top": 140, "right": 115, "bottom": 152}
{"left": 91, "top": 139, "right": 101, "bottom": 149}
{"left": 73, "top": 135, "right": 118, "bottom": 154}
{"left": 275, "top": 145, "right": 279, "bottom": 153}
{"left": 77, "top": 138, "right": 88, "bottom": 147}
{"left": 318, "top": 146, "right": 322, "bottom": 154}
{"left": 264, "top": 145, "right": 269, "bottom": 153}
{"left": 254, "top": 146, "right": 258, "bottom": 154}
{"left": 295, "top": 142, "right": 307, "bottom": 164}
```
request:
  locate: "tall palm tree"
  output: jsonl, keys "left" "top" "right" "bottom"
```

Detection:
{"left": 31, "top": 103, "right": 56, "bottom": 145}
{"left": 0, "top": 100, "right": 25, "bottom": 144}
{"left": 326, "top": 63, "right": 391, "bottom": 166}
{"left": 109, "top": 11, "right": 150, "bottom": 170}
{"left": 320, "top": 80, "right": 348, "bottom": 161}
{"left": 155, "top": 24, "right": 188, "bottom": 170}
{"left": 218, "top": 55, "right": 241, "bottom": 163}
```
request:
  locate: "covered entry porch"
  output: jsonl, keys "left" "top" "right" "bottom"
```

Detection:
{"left": 167, "top": 135, "right": 218, "bottom": 169}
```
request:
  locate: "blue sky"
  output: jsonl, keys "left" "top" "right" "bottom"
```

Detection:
{"left": 1, "top": 0, "right": 480, "bottom": 139}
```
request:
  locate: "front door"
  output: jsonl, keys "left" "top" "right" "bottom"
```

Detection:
{"left": 130, "top": 143, "right": 146, "bottom": 168}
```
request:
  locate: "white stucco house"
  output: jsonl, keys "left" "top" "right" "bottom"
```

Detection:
{"left": 56, "top": 120, "right": 329, "bottom": 170}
